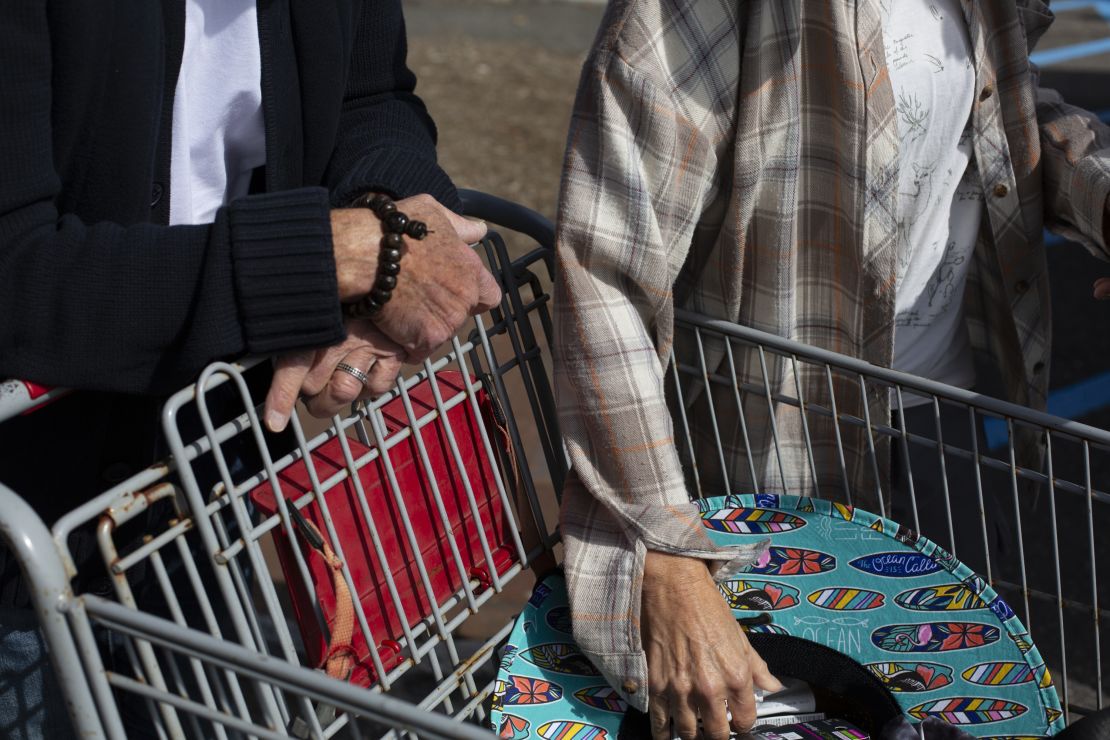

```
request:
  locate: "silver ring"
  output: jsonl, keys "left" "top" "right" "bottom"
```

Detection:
{"left": 335, "top": 361, "right": 371, "bottom": 387}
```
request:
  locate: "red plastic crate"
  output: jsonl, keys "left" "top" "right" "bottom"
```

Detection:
{"left": 250, "top": 372, "right": 517, "bottom": 686}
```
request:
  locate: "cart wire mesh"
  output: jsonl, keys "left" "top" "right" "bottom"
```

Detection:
{"left": 667, "top": 308, "right": 1110, "bottom": 723}
{"left": 0, "top": 191, "right": 1106, "bottom": 738}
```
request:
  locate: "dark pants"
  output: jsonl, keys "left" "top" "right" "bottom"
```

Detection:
{"left": 890, "top": 400, "right": 1016, "bottom": 579}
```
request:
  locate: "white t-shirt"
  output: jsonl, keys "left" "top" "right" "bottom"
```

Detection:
{"left": 883, "top": 0, "right": 983, "bottom": 394}
{"left": 169, "top": 0, "right": 266, "bottom": 226}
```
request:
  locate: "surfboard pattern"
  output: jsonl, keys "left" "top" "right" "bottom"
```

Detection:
{"left": 962, "top": 662, "right": 1035, "bottom": 686}
{"left": 908, "top": 698, "right": 1027, "bottom": 724}
{"left": 808, "top": 587, "right": 885, "bottom": 610}
{"left": 746, "top": 547, "right": 837, "bottom": 576}
{"left": 701, "top": 508, "right": 807, "bottom": 535}
{"left": 866, "top": 662, "right": 954, "bottom": 692}
{"left": 872, "top": 623, "right": 1001, "bottom": 652}
{"left": 499, "top": 714, "right": 531, "bottom": 740}
{"left": 536, "top": 721, "right": 607, "bottom": 740}
{"left": 503, "top": 676, "right": 563, "bottom": 706}
{"left": 519, "top": 644, "right": 600, "bottom": 676}
{"left": 849, "top": 552, "right": 942, "bottom": 578}
{"left": 895, "top": 584, "right": 988, "bottom": 611}
{"left": 573, "top": 687, "right": 627, "bottom": 714}
{"left": 718, "top": 580, "right": 800, "bottom": 611}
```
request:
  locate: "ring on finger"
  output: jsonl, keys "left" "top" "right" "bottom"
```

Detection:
{"left": 335, "top": 361, "right": 372, "bottom": 387}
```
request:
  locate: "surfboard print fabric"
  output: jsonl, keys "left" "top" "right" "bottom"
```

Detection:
{"left": 491, "top": 495, "right": 1064, "bottom": 738}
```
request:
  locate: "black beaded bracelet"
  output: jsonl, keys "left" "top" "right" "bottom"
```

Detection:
{"left": 343, "top": 194, "right": 431, "bottom": 318}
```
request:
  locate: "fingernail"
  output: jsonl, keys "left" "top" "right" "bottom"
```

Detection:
{"left": 768, "top": 675, "right": 786, "bottom": 692}
{"left": 264, "top": 409, "right": 288, "bottom": 433}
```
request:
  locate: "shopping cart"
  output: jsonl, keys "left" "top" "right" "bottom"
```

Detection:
{"left": 0, "top": 191, "right": 1106, "bottom": 738}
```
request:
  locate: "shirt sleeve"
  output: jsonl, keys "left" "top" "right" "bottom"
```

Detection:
{"left": 1033, "top": 72, "right": 1110, "bottom": 259}
{"left": 324, "top": 0, "right": 460, "bottom": 212}
{"left": 1013, "top": 1, "right": 1110, "bottom": 257}
{"left": 553, "top": 53, "right": 767, "bottom": 707}
{"left": 555, "top": 53, "right": 767, "bottom": 563}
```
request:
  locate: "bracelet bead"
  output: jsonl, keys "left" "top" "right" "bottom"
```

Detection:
{"left": 384, "top": 212, "right": 409, "bottom": 234}
{"left": 341, "top": 193, "right": 429, "bottom": 318}
{"left": 367, "top": 194, "right": 391, "bottom": 212}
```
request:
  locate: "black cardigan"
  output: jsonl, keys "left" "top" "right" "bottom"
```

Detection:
{"left": 0, "top": 0, "right": 459, "bottom": 395}
{"left": 0, "top": 0, "right": 461, "bottom": 533}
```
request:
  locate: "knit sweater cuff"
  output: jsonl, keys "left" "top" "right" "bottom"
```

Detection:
{"left": 332, "top": 147, "right": 462, "bottom": 212}
{"left": 228, "top": 188, "right": 345, "bottom": 354}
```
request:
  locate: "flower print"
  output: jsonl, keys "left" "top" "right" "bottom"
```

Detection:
{"left": 503, "top": 676, "right": 562, "bottom": 705}
{"left": 939, "top": 623, "right": 990, "bottom": 651}
{"left": 779, "top": 548, "right": 826, "bottom": 575}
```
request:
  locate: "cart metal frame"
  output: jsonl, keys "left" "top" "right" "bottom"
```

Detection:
{"left": 0, "top": 191, "right": 1106, "bottom": 738}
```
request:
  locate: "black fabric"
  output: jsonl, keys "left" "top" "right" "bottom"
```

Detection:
{"left": 0, "top": 0, "right": 458, "bottom": 396}
{"left": 1055, "top": 708, "right": 1110, "bottom": 740}
{"left": 0, "top": 0, "right": 459, "bottom": 520}
{"left": 618, "top": 635, "right": 902, "bottom": 739}
{"left": 882, "top": 717, "right": 975, "bottom": 740}
{"left": 747, "top": 634, "right": 903, "bottom": 735}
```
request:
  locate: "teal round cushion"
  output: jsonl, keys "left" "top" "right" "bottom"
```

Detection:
{"left": 490, "top": 494, "right": 1065, "bottom": 739}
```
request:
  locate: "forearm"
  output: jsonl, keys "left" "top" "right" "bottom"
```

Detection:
{"left": 0, "top": 188, "right": 345, "bottom": 394}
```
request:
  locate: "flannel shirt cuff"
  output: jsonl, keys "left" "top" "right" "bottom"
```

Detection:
{"left": 562, "top": 484, "right": 769, "bottom": 714}
{"left": 1066, "top": 148, "right": 1110, "bottom": 258}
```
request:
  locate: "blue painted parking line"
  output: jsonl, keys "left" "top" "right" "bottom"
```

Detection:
{"left": 1031, "top": 38, "right": 1110, "bottom": 67}
{"left": 1051, "top": 0, "right": 1110, "bottom": 15}
{"left": 984, "top": 371, "right": 1110, "bottom": 448}
{"left": 1030, "top": 0, "right": 1110, "bottom": 67}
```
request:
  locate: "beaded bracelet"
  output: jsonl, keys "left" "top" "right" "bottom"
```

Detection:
{"left": 343, "top": 193, "right": 431, "bottom": 318}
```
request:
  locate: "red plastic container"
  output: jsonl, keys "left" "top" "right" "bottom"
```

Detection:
{"left": 250, "top": 372, "right": 517, "bottom": 686}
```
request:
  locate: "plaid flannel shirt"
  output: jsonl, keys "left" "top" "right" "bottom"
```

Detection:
{"left": 553, "top": 0, "right": 1110, "bottom": 711}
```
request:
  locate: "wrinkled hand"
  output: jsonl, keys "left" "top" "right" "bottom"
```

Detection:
{"left": 642, "top": 552, "right": 782, "bottom": 740}
{"left": 372, "top": 195, "right": 500, "bottom": 362}
{"left": 263, "top": 319, "right": 405, "bottom": 432}
{"left": 332, "top": 194, "right": 500, "bottom": 363}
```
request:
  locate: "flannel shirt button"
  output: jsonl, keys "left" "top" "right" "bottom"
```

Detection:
{"left": 980, "top": 84, "right": 994, "bottom": 102}
{"left": 994, "top": 183, "right": 1010, "bottom": 198}
{"left": 1033, "top": 361, "right": 1046, "bottom": 374}
{"left": 622, "top": 679, "right": 639, "bottom": 694}
{"left": 1015, "top": 279, "right": 1030, "bottom": 294}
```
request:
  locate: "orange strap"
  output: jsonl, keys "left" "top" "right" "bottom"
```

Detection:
{"left": 485, "top": 379, "right": 557, "bottom": 576}
{"left": 299, "top": 518, "right": 357, "bottom": 681}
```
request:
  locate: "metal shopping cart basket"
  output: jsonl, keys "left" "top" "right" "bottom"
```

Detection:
{"left": 0, "top": 191, "right": 1106, "bottom": 738}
